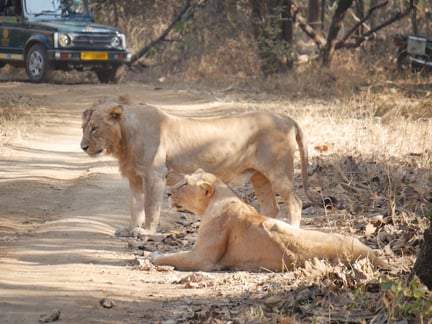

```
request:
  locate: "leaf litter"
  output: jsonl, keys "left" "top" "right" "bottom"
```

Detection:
{"left": 123, "top": 149, "right": 432, "bottom": 323}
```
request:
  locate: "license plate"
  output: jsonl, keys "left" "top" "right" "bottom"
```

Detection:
{"left": 81, "top": 52, "right": 108, "bottom": 60}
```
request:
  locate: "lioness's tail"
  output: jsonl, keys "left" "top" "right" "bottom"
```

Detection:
{"left": 294, "top": 123, "right": 332, "bottom": 208}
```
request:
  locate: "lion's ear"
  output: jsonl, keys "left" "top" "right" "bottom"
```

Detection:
{"left": 82, "top": 108, "right": 93, "bottom": 123}
{"left": 107, "top": 105, "right": 124, "bottom": 122}
{"left": 200, "top": 182, "right": 214, "bottom": 198}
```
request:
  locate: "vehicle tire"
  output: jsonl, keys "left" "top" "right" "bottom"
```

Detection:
{"left": 0, "top": 62, "right": 5, "bottom": 69}
{"left": 95, "top": 66, "right": 121, "bottom": 84}
{"left": 396, "top": 52, "right": 411, "bottom": 74}
{"left": 26, "top": 43, "right": 53, "bottom": 83}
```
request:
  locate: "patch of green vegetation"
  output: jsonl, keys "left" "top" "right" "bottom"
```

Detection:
{"left": 381, "top": 276, "right": 432, "bottom": 322}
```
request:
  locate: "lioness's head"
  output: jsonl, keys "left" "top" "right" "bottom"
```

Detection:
{"left": 168, "top": 169, "right": 218, "bottom": 216}
{"left": 80, "top": 100, "right": 124, "bottom": 157}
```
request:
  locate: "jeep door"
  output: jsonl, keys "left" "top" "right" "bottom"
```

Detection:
{"left": 0, "top": 0, "right": 26, "bottom": 63}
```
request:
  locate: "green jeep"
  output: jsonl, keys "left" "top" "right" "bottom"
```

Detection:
{"left": 0, "top": 0, "right": 130, "bottom": 83}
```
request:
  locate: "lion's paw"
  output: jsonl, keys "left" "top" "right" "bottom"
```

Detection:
{"left": 115, "top": 226, "right": 158, "bottom": 238}
{"left": 115, "top": 226, "right": 131, "bottom": 237}
{"left": 130, "top": 226, "right": 157, "bottom": 238}
{"left": 148, "top": 251, "right": 163, "bottom": 260}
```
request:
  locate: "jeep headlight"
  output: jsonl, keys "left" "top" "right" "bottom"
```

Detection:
{"left": 111, "top": 35, "right": 121, "bottom": 49}
{"left": 111, "top": 34, "right": 126, "bottom": 50}
{"left": 59, "top": 34, "right": 71, "bottom": 47}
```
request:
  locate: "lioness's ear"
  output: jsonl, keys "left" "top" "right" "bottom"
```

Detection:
{"left": 118, "top": 95, "right": 131, "bottom": 104}
{"left": 107, "top": 105, "right": 124, "bottom": 122}
{"left": 199, "top": 182, "right": 214, "bottom": 198}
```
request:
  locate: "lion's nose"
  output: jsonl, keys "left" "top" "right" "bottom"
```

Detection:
{"left": 81, "top": 144, "right": 89, "bottom": 151}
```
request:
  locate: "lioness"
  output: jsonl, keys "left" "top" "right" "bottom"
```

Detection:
{"left": 153, "top": 169, "right": 389, "bottom": 271}
{"left": 80, "top": 97, "right": 320, "bottom": 235}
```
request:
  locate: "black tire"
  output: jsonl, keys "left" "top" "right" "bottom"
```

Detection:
{"left": 0, "top": 62, "right": 5, "bottom": 69}
{"left": 95, "top": 66, "right": 120, "bottom": 84}
{"left": 26, "top": 43, "right": 53, "bottom": 83}
{"left": 396, "top": 52, "right": 411, "bottom": 75}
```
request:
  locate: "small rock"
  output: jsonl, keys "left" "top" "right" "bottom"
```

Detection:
{"left": 100, "top": 298, "right": 116, "bottom": 308}
{"left": 39, "top": 309, "right": 61, "bottom": 323}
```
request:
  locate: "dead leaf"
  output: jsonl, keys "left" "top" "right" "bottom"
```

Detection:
{"left": 175, "top": 272, "right": 214, "bottom": 288}
{"left": 365, "top": 222, "right": 377, "bottom": 239}
{"left": 314, "top": 144, "right": 329, "bottom": 153}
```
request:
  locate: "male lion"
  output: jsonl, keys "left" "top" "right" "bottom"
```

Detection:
{"left": 80, "top": 97, "right": 321, "bottom": 235}
{"left": 153, "top": 169, "right": 389, "bottom": 271}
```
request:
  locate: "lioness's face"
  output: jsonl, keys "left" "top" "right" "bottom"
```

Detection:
{"left": 168, "top": 170, "right": 216, "bottom": 216}
{"left": 80, "top": 104, "right": 123, "bottom": 157}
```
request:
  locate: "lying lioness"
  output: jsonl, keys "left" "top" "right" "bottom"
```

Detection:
{"left": 153, "top": 169, "right": 389, "bottom": 272}
{"left": 81, "top": 96, "right": 322, "bottom": 235}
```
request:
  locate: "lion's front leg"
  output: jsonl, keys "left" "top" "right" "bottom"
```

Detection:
{"left": 115, "top": 175, "right": 145, "bottom": 237}
{"left": 153, "top": 251, "right": 212, "bottom": 271}
{"left": 129, "top": 175, "right": 145, "bottom": 228}
{"left": 143, "top": 170, "right": 167, "bottom": 233}
{"left": 153, "top": 226, "right": 229, "bottom": 271}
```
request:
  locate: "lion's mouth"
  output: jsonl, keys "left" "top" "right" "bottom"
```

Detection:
{"left": 169, "top": 198, "right": 182, "bottom": 210}
{"left": 85, "top": 148, "right": 104, "bottom": 157}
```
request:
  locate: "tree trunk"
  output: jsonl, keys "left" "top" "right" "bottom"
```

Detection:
{"left": 281, "top": 0, "right": 293, "bottom": 43}
{"left": 355, "top": 0, "right": 364, "bottom": 37}
{"left": 411, "top": 2, "right": 418, "bottom": 34}
{"left": 322, "top": 0, "right": 353, "bottom": 66}
{"left": 308, "top": 0, "right": 321, "bottom": 30}
{"left": 369, "top": 0, "right": 377, "bottom": 29}
{"left": 250, "top": 0, "right": 293, "bottom": 74}
{"left": 412, "top": 224, "right": 432, "bottom": 290}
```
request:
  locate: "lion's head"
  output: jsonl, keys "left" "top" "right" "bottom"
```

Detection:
{"left": 168, "top": 169, "right": 219, "bottom": 216}
{"left": 80, "top": 100, "right": 125, "bottom": 157}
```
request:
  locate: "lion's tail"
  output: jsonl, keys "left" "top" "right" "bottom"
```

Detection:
{"left": 294, "top": 123, "right": 333, "bottom": 208}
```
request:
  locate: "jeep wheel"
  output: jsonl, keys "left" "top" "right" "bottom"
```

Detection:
{"left": 396, "top": 52, "right": 411, "bottom": 75}
{"left": 26, "top": 44, "right": 52, "bottom": 83}
{"left": 96, "top": 67, "right": 120, "bottom": 84}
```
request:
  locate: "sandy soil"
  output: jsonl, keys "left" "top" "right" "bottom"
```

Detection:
{"left": 0, "top": 80, "right": 430, "bottom": 323}
{"left": 0, "top": 82, "right": 234, "bottom": 323}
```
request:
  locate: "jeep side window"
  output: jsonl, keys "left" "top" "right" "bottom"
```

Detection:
{"left": 3, "top": 0, "right": 21, "bottom": 16}
{"left": 0, "top": 0, "right": 5, "bottom": 15}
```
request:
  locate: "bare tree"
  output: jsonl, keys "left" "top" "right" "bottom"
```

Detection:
{"left": 322, "top": 0, "right": 353, "bottom": 65}
{"left": 292, "top": 0, "right": 416, "bottom": 66}
{"left": 128, "top": 0, "right": 192, "bottom": 64}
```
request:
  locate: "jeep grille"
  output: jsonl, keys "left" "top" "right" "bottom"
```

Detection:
{"left": 71, "top": 34, "right": 115, "bottom": 49}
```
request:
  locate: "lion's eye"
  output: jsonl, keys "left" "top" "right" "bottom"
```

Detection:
{"left": 91, "top": 127, "right": 97, "bottom": 134}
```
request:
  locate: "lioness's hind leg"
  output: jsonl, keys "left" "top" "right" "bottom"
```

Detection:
{"left": 251, "top": 172, "right": 279, "bottom": 217}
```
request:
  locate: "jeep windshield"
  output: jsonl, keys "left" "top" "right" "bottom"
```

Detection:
{"left": 24, "top": 0, "right": 91, "bottom": 18}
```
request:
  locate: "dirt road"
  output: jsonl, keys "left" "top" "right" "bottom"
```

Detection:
{"left": 0, "top": 82, "right": 244, "bottom": 323}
